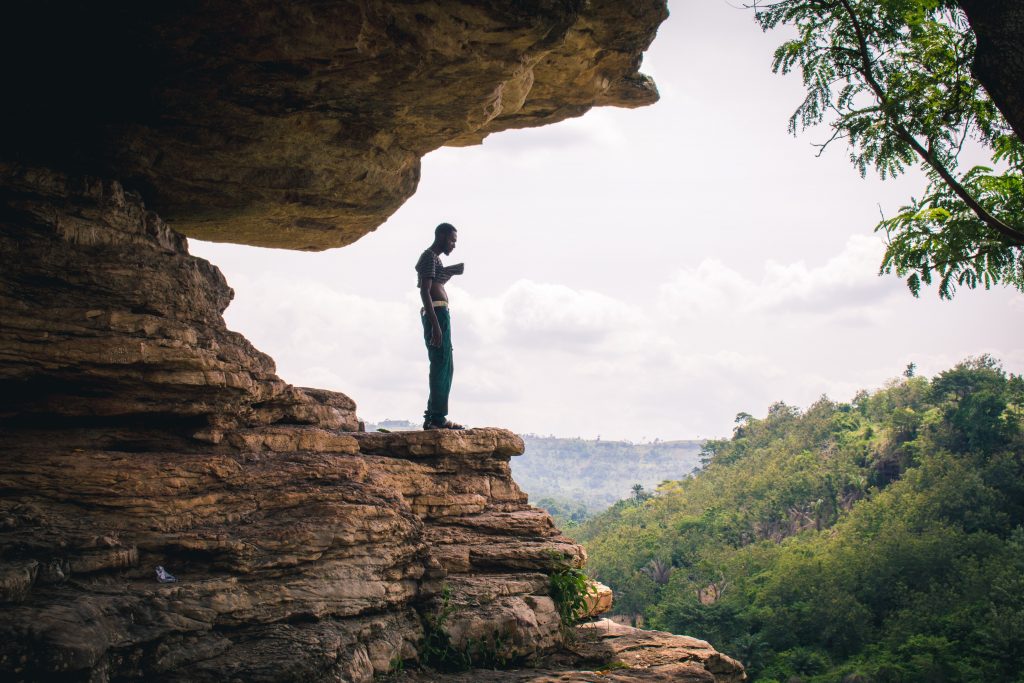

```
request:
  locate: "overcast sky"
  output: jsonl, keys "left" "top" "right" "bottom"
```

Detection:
{"left": 191, "top": 0, "right": 1023, "bottom": 441}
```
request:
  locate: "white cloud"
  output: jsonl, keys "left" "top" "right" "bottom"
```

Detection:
{"left": 189, "top": 0, "right": 1023, "bottom": 441}
{"left": 658, "top": 234, "right": 898, "bottom": 323}
{"left": 199, "top": 230, "right": 1022, "bottom": 442}
{"left": 219, "top": 274, "right": 422, "bottom": 392}
{"left": 451, "top": 280, "right": 646, "bottom": 350}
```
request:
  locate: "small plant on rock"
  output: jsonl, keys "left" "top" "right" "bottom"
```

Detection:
{"left": 464, "top": 630, "right": 511, "bottom": 670}
{"left": 419, "top": 584, "right": 471, "bottom": 672}
{"left": 419, "top": 585, "right": 518, "bottom": 671}
{"left": 547, "top": 553, "right": 597, "bottom": 634}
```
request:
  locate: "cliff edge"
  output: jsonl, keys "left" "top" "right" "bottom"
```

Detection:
{"left": 0, "top": 168, "right": 744, "bottom": 681}
{"left": 0, "top": 2, "right": 749, "bottom": 680}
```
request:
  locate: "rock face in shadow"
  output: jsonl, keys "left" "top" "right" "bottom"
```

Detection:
{"left": 0, "top": 164, "right": 357, "bottom": 434}
{"left": 0, "top": 0, "right": 668, "bottom": 250}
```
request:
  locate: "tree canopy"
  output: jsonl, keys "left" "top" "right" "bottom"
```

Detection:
{"left": 752, "top": 0, "right": 1024, "bottom": 298}
{"left": 574, "top": 357, "right": 1024, "bottom": 681}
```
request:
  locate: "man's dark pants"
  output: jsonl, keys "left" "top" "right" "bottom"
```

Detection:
{"left": 422, "top": 307, "right": 453, "bottom": 424}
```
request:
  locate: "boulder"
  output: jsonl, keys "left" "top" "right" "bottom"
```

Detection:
{"left": 579, "top": 580, "right": 614, "bottom": 619}
{"left": 396, "top": 618, "right": 747, "bottom": 682}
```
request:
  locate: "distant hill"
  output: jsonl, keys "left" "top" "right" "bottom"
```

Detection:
{"left": 362, "top": 421, "right": 703, "bottom": 520}
{"left": 364, "top": 419, "right": 420, "bottom": 432}
{"left": 512, "top": 436, "right": 703, "bottom": 518}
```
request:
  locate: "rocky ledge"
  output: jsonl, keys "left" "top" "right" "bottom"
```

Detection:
{"left": 0, "top": 424, "right": 583, "bottom": 682}
{"left": 402, "top": 620, "right": 747, "bottom": 682}
{"left": 0, "top": 422, "right": 745, "bottom": 682}
{"left": 0, "top": 167, "right": 744, "bottom": 681}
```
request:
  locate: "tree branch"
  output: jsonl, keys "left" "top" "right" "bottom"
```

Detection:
{"left": 837, "top": 0, "right": 1024, "bottom": 246}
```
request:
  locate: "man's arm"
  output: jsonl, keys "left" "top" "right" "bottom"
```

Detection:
{"left": 420, "top": 278, "right": 442, "bottom": 347}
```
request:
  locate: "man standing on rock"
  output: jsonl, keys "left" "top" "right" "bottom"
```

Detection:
{"left": 416, "top": 222, "right": 465, "bottom": 430}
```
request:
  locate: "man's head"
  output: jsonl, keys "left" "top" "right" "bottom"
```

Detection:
{"left": 433, "top": 222, "right": 457, "bottom": 255}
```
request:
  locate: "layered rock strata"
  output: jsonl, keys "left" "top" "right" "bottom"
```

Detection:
{"left": 1, "top": 0, "right": 669, "bottom": 249}
{"left": 0, "top": 423, "right": 582, "bottom": 681}
{"left": 0, "top": 167, "right": 574, "bottom": 680}
{"left": 0, "top": 165, "right": 744, "bottom": 681}
{"left": 0, "top": 163, "right": 356, "bottom": 433}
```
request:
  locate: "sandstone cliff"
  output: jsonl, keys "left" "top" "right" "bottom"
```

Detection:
{"left": 0, "top": 2, "right": 748, "bottom": 680}
{"left": 0, "top": 169, "right": 744, "bottom": 681}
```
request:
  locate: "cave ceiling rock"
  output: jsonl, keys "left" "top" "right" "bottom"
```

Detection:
{"left": 2, "top": 0, "right": 670, "bottom": 250}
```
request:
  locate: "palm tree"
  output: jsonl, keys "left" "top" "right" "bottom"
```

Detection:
{"left": 640, "top": 559, "right": 672, "bottom": 585}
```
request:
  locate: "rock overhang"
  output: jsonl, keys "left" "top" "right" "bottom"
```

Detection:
{"left": 1, "top": 0, "right": 669, "bottom": 250}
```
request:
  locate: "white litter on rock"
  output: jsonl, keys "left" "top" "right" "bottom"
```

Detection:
{"left": 155, "top": 566, "right": 178, "bottom": 583}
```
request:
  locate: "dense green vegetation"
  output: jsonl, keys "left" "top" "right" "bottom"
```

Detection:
{"left": 512, "top": 436, "right": 702, "bottom": 521}
{"left": 574, "top": 358, "right": 1024, "bottom": 682}
{"left": 756, "top": 0, "right": 1024, "bottom": 297}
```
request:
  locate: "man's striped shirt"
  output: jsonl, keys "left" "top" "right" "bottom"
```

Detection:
{"left": 415, "top": 249, "right": 463, "bottom": 287}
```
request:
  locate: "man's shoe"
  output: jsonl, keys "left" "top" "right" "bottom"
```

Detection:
{"left": 424, "top": 419, "right": 466, "bottom": 430}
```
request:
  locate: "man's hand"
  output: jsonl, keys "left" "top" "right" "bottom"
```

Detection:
{"left": 420, "top": 277, "right": 443, "bottom": 346}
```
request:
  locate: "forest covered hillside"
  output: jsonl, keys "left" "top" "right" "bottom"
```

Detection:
{"left": 512, "top": 436, "right": 703, "bottom": 522}
{"left": 573, "top": 357, "right": 1024, "bottom": 682}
